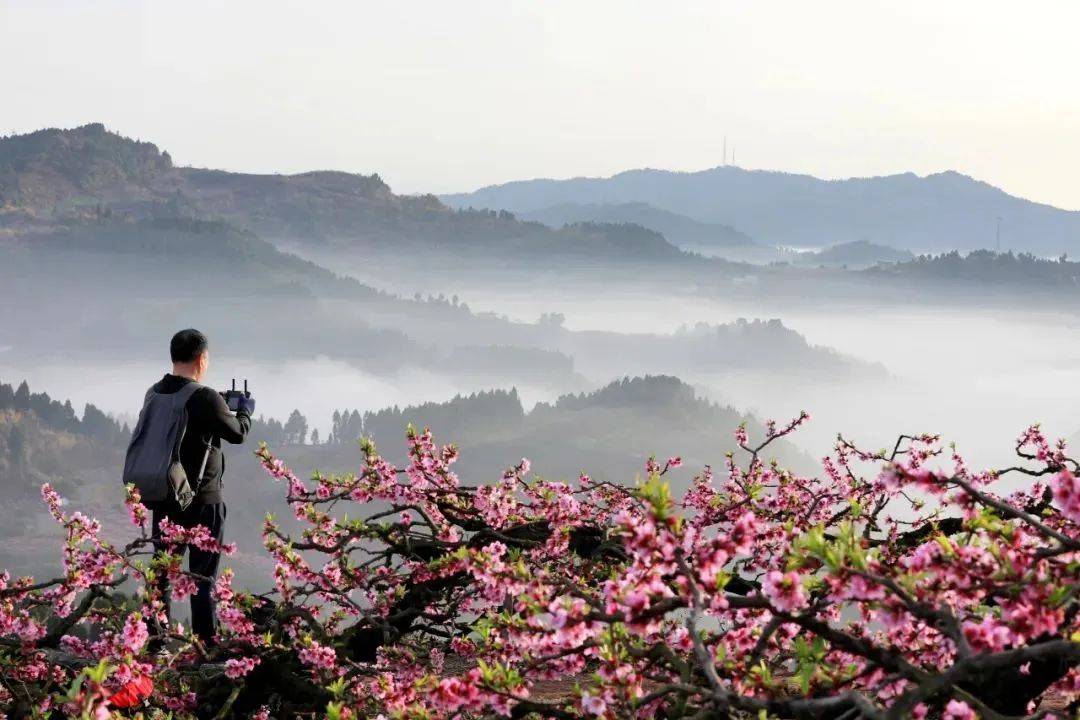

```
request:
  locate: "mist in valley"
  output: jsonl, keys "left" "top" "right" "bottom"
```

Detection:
{"left": 446, "top": 287, "right": 1080, "bottom": 465}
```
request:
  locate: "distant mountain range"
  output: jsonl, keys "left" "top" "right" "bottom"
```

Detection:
{"left": 442, "top": 166, "right": 1080, "bottom": 256}
{"left": 11, "top": 123, "right": 1077, "bottom": 264}
{"left": 0, "top": 124, "right": 697, "bottom": 266}
{"left": 7, "top": 123, "right": 1076, "bottom": 309}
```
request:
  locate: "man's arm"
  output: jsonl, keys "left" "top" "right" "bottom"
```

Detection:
{"left": 199, "top": 388, "right": 252, "bottom": 444}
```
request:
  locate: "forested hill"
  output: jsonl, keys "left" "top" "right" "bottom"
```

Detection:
{"left": 0, "top": 123, "right": 393, "bottom": 229}
{"left": 301, "top": 375, "right": 815, "bottom": 481}
{"left": 0, "top": 378, "right": 127, "bottom": 513}
{"left": 442, "top": 166, "right": 1080, "bottom": 256}
{"left": 8, "top": 215, "right": 388, "bottom": 301}
{"left": 0, "top": 378, "right": 127, "bottom": 443}
{"left": 803, "top": 239, "right": 914, "bottom": 267}
{"left": 0, "top": 124, "right": 694, "bottom": 263}
{"left": 866, "top": 249, "right": 1080, "bottom": 286}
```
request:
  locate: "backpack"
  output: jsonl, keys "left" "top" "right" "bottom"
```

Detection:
{"left": 122, "top": 381, "right": 208, "bottom": 510}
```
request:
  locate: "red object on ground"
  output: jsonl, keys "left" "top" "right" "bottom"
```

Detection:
{"left": 107, "top": 674, "right": 154, "bottom": 708}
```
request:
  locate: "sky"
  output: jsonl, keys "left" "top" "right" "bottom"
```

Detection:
{"left": 2, "top": 0, "right": 1079, "bottom": 209}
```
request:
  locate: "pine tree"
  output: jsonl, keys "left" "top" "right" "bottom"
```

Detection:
{"left": 13, "top": 381, "right": 29, "bottom": 410}
{"left": 284, "top": 410, "right": 308, "bottom": 445}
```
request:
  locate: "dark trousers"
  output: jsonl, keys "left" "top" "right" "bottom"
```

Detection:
{"left": 151, "top": 501, "right": 226, "bottom": 643}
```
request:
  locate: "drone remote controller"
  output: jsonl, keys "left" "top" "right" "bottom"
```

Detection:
{"left": 221, "top": 379, "right": 250, "bottom": 413}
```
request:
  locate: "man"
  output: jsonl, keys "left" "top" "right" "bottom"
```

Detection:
{"left": 146, "top": 328, "right": 254, "bottom": 644}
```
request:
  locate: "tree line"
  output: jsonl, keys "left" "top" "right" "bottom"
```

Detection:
{"left": 870, "top": 248, "right": 1080, "bottom": 284}
{"left": 0, "top": 379, "right": 128, "bottom": 444}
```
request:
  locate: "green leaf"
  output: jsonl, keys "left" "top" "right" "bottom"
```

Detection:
{"left": 327, "top": 677, "right": 348, "bottom": 698}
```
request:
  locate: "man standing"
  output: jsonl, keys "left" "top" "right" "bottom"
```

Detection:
{"left": 143, "top": 328, "right": 254, "bottom": 644}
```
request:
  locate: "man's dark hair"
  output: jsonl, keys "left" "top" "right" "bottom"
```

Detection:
{"left": 170, "top": 329, "right": 208, "bottom": 363}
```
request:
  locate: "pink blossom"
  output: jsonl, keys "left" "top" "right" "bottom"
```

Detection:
{"left": 120, "top": 613, "right": 148, "bottom": 655}
{"left": 762, "top": 571, "right": 809, "bottom": 613}
{"left": 1052, "top": 470, "right": 1080, "bottom": 523}
{"left": 581, "top": 692, "right": 607, "bottom": 716}
{"left": 962, "top": 616, "right": 1015, "bottom": 653}
{"left": 943, "top": 699, "right": 977, "bottom": 720}
{"left": 224, "top": 657, "right": 260, "bottom": 679}
{"left": 298, "top": 641, "right": 338, "bottom": 673}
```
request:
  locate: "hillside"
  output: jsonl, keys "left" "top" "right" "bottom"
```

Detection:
{"left": 442, "top": 166, "right": 1080, "bottom": 256}
{"left": 0, "top": 215, "right": 439, "bottom": 372}
{"left": 0, "top": 123, "right": 172, "bottom": 220}
{"left": 6, "top": 215, "right": 385, "bottom": 297}
{"left": 0, "top": 378, "right": 128, "bottom": 574}
{"left": 275, "top": 374, "right": 816, "bottom": 486}
{"left": 0, "top": 124, "right": 695, "bottom": 264}
{"left": 517, "top": 201, "right": 776, "bottom": 261}
{"left": 0, "top": 123, "right": 412, "bottom": 236}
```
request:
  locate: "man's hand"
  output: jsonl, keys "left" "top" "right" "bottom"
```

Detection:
{"left": 237, "top": 394, "right": 256, "bottom": 416}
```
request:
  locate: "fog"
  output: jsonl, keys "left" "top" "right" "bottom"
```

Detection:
{"left": 7, "top": 281, "right": 1075, "bottom": 468}
{"left": 440, "top": 286, "right": 1080, "bottom": 467}
{"left": 0, "top": 356, "right": 562, "bottom": 438}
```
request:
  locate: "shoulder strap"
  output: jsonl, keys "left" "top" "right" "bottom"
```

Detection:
{"left": 142, "top": 380, "right": 204, "bottom": 407}
{"left": 174, "top": 381, "right": 205, "bottom": 405}
{"left": 171, "top": 381, "right": 206, "bottom": 462}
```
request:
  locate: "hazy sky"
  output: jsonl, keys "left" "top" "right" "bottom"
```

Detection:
{"left": 3, "top": 1, "right": 1079, "bottom": 208}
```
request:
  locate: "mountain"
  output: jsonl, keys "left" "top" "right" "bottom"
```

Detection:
{"left": 0, "top": 124, "right": 696, "bottom": 266}
{"left": 0, "top": 123, "right": 417, "bottom": 234}
{"left": 441, "top": 166, "right": 1080, "bottom": 256}
{"left": 0, "top": 123, "right": 172, "bottom": 216}
{"left": 517, "top": 201, "right": 775, "bottom": 261}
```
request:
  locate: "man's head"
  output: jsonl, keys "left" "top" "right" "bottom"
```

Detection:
{"left": 170, "top": 329, "right": 209, "bottom": 381}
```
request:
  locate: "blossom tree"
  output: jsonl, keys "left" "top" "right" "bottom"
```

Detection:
{"left": 2, "top": 415, "right": 1080, "bottom": 719}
